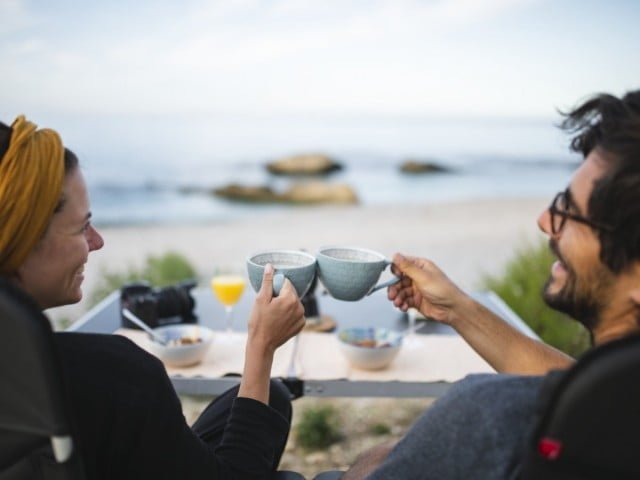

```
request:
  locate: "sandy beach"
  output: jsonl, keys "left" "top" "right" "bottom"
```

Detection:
{"left": 49, "top": 196, "right": 549, "bottom": 323}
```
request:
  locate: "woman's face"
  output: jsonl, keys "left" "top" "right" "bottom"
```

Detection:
{"left": 14, "top": 168, "right": 104, "bottom": 309}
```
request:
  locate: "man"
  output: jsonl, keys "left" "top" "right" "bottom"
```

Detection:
{"left": 344, "top": 89, "right": 640, "bottom": 479}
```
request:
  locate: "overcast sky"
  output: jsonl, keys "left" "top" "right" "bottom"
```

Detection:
{"left": 1, "top": 0, "right": 638, "bottom": 119}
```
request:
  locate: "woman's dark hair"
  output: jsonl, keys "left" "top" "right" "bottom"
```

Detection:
{"left": 560, "top": 90, "right": 640, "bottom": 273}
{"left": 53, "top": 149, "right": 79, "bottom": 213}
{"left": 0, "top": 121, "right": 10, "bottom": 159}
{"left": 63, "top": 148, "right": 79, "bottom": 175}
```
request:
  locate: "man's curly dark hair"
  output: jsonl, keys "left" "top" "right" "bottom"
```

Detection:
{"left": 560, "top": 90, "right": 640, "bottom": 273}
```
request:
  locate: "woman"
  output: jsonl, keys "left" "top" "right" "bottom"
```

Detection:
{"left": 0, "top": 116, "right": 305, "bottom": 479}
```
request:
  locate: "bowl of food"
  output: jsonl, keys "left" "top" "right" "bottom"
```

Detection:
{"left": 148, "top": 324, "right": 214, "bottom": 367}
{"left": 337, "top": 327, "right": 402, "bottom": 370}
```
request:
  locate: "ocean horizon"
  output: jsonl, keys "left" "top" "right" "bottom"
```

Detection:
{"left": 48, "top": 112, "right": 577, "bottom": 226}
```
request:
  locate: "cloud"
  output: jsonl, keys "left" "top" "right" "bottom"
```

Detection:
{"left": 428, "top": 0, "right": 535, "bottom": 23}
{"left": 97, "top": 0, "right": 535, "bottom": 75}
{"left": 0, "top": 0, "right": 636, "bottom": 118}
{"left": 0, "top": 0, "right": 38, "bottom": 34}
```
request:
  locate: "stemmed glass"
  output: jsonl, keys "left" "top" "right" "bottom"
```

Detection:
{"left": 403, "top": 308, "right": 421, "bottom": 349}
{"left": 211, "top": 269, "right": 246, "bottom": 342}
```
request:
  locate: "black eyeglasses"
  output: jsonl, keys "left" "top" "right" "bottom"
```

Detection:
{"left": 548, "top": 190, "right": 614, "bottom": 234}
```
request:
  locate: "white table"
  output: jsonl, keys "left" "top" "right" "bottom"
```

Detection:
{"left": 68, "top": 288, "right": 537, "bottom": 398}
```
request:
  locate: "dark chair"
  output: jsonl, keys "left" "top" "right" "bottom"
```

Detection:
{"left": 520, "top": 334, "right": 640, "bottom": 480}
{"left": 0, "top": 280, "right": 342, "bottom": 480}
{"left": 310, "top": 472, "right": 344, "bottom": 479}
{"left": 0, "top": 279, "right": 86, "bottom": 479}
{"left": 274, "top": 471, "right": 342, "bottom": 480}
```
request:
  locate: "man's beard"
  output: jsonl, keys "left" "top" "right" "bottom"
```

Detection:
{"left": 542, "top": 239, "right": 611, "bottom": 332}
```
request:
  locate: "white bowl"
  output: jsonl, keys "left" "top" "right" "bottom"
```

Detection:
{"left": 337, "top": 327, "right": 402, "bottom": 370}
{"left": 148, "top": 324, "right": 214, "bottom": 367}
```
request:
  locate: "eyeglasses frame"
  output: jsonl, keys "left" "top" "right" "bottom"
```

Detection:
{"left": 548, "top": 190, "right": 614, "bottom": 234}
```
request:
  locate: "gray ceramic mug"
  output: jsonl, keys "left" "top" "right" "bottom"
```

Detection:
{"left": 316, "top": 246, "right": 401, "bottom": 301}
{"left": 246, "top": 250, "right": 317, "bottom": 298}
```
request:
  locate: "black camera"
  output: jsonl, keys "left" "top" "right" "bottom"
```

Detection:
{"left": 120, "top": 280, "right": 198, "bottom": 329}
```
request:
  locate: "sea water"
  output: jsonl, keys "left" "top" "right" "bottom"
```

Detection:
{"left": 57, "top": 112, "right": 577, "bottom": 225}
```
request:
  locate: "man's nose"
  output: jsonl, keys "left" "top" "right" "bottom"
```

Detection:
{"left": 537, "top": 207, "right": 553, "bottom": 236}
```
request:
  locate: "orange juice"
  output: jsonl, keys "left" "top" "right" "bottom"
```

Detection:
{"left": 211, "top": 275, "right": 246, "bottom": 306}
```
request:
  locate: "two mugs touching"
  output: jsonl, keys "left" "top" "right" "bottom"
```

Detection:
{"left": 246, "top": 246, "right": 400, "bottom": 301}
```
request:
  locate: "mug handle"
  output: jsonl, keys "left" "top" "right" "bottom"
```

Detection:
{"left": 367, "top": 260, "right": 401, "bottom": 295}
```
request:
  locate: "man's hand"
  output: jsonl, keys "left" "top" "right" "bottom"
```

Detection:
{"left": 387, "top": 253, "right": 468, "bottom": 326}
{"left": 388, "top": 253, "right": 575, "bottom": 375}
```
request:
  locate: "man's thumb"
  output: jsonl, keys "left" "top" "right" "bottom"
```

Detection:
{"left": 392, "top": 253, "right": 423, "bottom": 279}
{"left": 393, "top": 253, "right": 411, "bottom": 270}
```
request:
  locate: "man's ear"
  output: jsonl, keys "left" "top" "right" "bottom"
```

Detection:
{"left": 631, "top": 287, "right": 640, "bottom": 306}
{"left": 629, "top": 262, "right": 640, "bottom": 307}
{"left": 631, "top": 287, "right": 640, "bottom": 329}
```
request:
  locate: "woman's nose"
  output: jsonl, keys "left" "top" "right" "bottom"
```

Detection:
{"left": 88, "top": 225, "right": 104, "bottom": 251}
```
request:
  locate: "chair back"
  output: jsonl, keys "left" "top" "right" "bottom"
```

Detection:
{"left": 0, "top": 279, "right": 85, "bottom": 479}
{"left": 520, "top": 334, "right": 640, "bottom": 479}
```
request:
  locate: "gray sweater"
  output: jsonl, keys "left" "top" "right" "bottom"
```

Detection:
{"left": 367, "top": 374, "right": 545, "bottom": 480}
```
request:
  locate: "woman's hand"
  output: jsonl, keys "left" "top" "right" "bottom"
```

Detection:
{"left": 240, "top": 264, "right": 305, "bottom": 404}
{"left": 247, "top": 264, "right": 305, "bottom": 355}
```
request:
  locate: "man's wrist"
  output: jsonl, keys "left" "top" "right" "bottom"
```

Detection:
{"left": 449, "top": 293, "right": 478, "bottom": 328}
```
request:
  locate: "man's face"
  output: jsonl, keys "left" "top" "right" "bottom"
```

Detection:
{"left": 537, "top": 149, "right": 615, "bottom": 331}
{"left": 14, "top": 168, "right": 104, "bottom": 310}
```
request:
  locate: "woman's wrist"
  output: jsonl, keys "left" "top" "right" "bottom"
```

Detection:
{"left": 238, "top": 340, "right": 275, "bottom": 404}
{"left": 245, "top": 334, "right": 277, "bottom": 359}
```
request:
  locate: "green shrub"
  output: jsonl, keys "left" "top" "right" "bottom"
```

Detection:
{"left": 89, "top": 251, "right": 197, "bottom": 307}
{"left": 369, "top": 422, "right": 391, "bottom": 435}
{"left": 295, "top": 405, "right": 342, "bottom": 450}
{"left": 481, "top": 241, "right": 590, "bottom": 357}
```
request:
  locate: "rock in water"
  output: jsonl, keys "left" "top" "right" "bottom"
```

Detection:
{"left": 267, "top": 153, "right": 343, "bottom": 175}
{"left": 213, "top": 182, "right": 358, "bottom": 204}
{"left": 283, "top": 182, "right": 358, "bottom": 204}
{"left": 213, "top": 184, "right": 279, "bottom": 202}
{"left": 399, "top": 160, "right": 450, "bottom": 174}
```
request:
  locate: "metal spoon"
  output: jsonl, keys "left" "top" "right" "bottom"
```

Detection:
{"left": 122, "top": 308, "right": 168, "bottom": 346}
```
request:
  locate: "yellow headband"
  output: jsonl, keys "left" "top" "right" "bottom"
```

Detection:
{"left": 0, "top": 115, "right": 65, "bottom": 274}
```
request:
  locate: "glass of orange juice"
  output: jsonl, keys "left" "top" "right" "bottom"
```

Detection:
{"left": 211, "top": 271, "right": 246, "bottom": 339}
